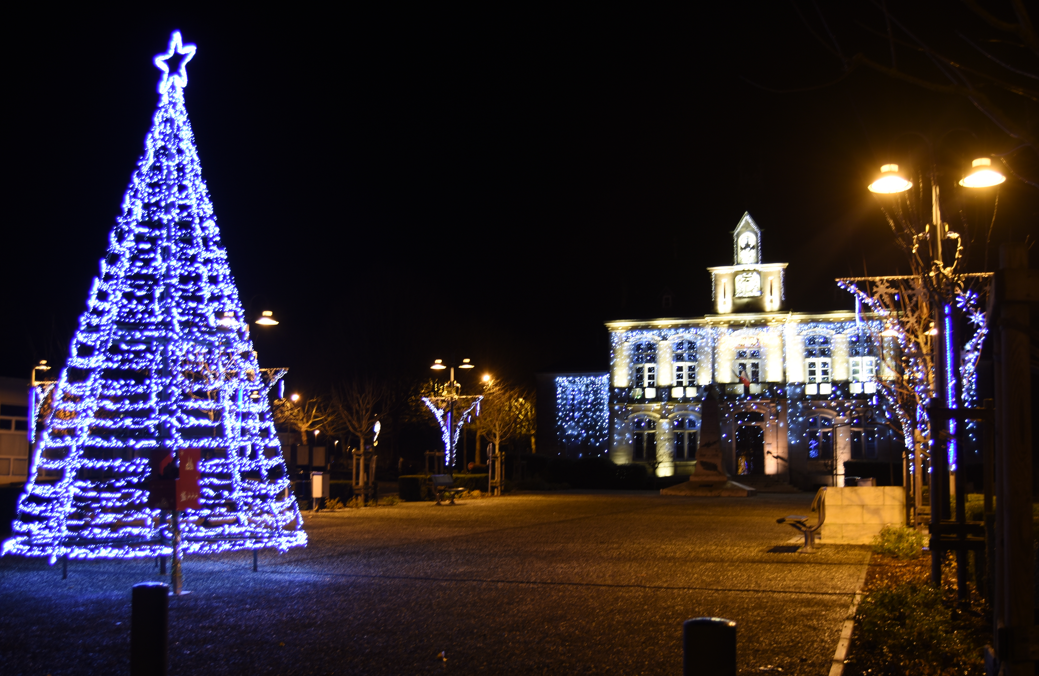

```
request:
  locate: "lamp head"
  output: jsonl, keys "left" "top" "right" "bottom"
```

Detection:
{"left": 431, "top": 359, "right": 447, "bottom": 371}
{"left": 868, "top": 164, "right": 913, "bottom": 194}
{"left": 459, "top": 358, "right": 474, "bottom": 369}
{"left": 255, "top": 310, "right": 279, "bottom": 326}
{"left": 959, "top": 157, "right": 1006, "bottom": 188}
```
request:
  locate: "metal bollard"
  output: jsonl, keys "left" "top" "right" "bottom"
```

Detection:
{"left": 683, "top": 617, "right": 736, "bottom": 676}
{"left": 131, "top": 582, "right": 169, "bottom": 676}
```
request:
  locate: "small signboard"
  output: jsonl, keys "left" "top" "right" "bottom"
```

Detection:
{"left": 311, "top": 471, "right": 327, "bottom": 499}
{"left": 148, "top": 448, "right": 201, "bottom": 510}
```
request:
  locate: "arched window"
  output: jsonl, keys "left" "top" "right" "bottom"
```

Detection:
{"left": 632, "top": 417, "right": 657, "bottom": 461}
{"left": 848, "top": 332, "right": 877, "bottom": 394}
{"left": 631, "top": 341, "right": 657, "bottom": 398}
{"left": 672, "top": 339, "right": 698, "bottom": 395}
{"left": 804, "top": 334, "right": 832, "bottom": 395}
{"left": 733, "top": 342, "right": 762, "bottom": 385}
{"left": 807, "top": 415, "right": 834, "bottom": 460}
{"left": 671, "top": 416, "right": 698, "bottom": 460}
{"left": 851, "top": 411, "right": 879, "bottom": 460}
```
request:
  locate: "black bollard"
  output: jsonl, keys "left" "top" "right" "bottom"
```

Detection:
{"left": 131, "top": 582, "right": 169, "bottom": 676}
{"left": 683, "top": 617, "right": 736, "bottom": 676}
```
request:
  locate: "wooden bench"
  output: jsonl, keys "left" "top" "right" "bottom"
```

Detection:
{"left": 430, "top": 474, "right": 464, "bottom": 506}
{"left": 776, "top": 487, "right": 827, "bottom": 551}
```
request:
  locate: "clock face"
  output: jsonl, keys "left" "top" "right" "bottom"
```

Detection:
{"left": 737, "top": 231, "right": 757, "bottom": 264}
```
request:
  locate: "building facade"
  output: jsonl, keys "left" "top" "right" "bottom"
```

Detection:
{"left": 606, "top": 214, "right": 902, "bottom": 487}
{"left": 0, "top": 376, "right": 31, "bottom": 486}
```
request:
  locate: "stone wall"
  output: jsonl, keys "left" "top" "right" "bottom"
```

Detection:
{"left": 820, "top": 486, "right": 905, "bottom": 545}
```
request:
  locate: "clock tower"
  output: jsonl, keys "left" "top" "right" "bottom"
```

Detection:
{"left": 708, "top": 213, "right": 788, "bottom": 314}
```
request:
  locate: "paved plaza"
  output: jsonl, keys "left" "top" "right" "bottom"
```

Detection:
{"left": 0, "top": 492, "right": 869, "bottom": 675}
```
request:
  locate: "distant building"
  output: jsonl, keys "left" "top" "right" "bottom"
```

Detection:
{"left": 0, "top": 376, "right": 31, "bottom": 486}
{"left": 603, "top": 213, "right": 902, "bottom": 488}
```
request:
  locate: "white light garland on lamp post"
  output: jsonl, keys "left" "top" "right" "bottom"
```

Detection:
{"left": 422, "top": 359, "right": 482, "bottom": 471}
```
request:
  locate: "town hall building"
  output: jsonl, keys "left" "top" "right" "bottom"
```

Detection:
{"left": 549, "top": 213, "right": 903, "bottom": 488}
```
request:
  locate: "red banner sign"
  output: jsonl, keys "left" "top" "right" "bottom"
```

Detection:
{"left": 148, "top": 448, "right": 201, "bottom": 510}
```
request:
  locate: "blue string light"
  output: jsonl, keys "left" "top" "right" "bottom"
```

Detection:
{"left": 2, "top": 31, "right": 306, "bottom": 563}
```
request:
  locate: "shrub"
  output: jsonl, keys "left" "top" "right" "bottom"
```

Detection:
{"left": 853, "top": 583, "right": 983, "bottom": 674}
{"left": 379, "top": 494, "right": 400, "bottom": 506}
{"left": 614, "top": 463, "right": 650, "bottom": 490}
{"left": 329, "top": 481, "right": 353, "bottom": 502}
{"left": 871, "top": 525, "right": 926, "bottom": 560}
{"left": 452, "top": 474, "right": 489, "bottom": 492}
{"left": 570, "top": 456, "right": 617, "bottom": 489}
{"left": 515, "top": 477, "right": 551, "bottom": 491}
{"left": 398, "top": 475, "right": 430, "bottom": 502}
{"left": 324, "top": 497, "right": 344, "bottom": 511}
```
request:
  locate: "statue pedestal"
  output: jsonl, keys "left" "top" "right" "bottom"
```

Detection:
{"left": 660, "top": 476, "right": 756, "bottom": 497}
{"left": 659, "top": 390, "right": 755, "bottom": 497}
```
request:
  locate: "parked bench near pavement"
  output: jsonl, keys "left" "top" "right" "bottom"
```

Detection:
{"left": 777, "top": 486, "right": 906, "bottom": 549}
{"left": 430, "top": 474, "right": 464, "bottom": 506}
{"left": 777, "top": 487, "right": 827, "bottom": 551}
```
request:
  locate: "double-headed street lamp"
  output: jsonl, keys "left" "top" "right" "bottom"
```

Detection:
{"left": 865, "top": 155, "right": 1004, "bottom": 421}
{"left": 856, "top": 152, "right": 1004, "bottom": 589}
{"left": 422, "top": 358, "right": 482, "bottom": 472}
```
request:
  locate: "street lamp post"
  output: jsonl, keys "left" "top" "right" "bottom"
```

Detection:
{"left": 863, "top": 154, "right": 1003, "bottom": 589}
{"left": 422, "top": 359, "right": 482, "bottom": 473}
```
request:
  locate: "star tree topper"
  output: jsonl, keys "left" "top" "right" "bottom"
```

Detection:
{"left": 154, "top": 30, "right": 197, "bottom": 94}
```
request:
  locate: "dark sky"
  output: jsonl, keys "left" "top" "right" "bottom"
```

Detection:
{"left": 4, "top": 4, "right": 1036, "bottom": 392}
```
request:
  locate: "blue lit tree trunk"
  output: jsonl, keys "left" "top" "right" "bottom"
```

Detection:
{"left": 1, "top": 32, "right": 306, "bottom": 562}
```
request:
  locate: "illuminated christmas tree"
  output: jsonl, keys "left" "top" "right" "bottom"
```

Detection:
{"left": 2, "top": 31, "right": 306, "bottom": 563}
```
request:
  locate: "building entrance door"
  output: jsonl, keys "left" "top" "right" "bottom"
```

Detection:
{"left": 735, "top": 424, "right": 765, "bottom": 476}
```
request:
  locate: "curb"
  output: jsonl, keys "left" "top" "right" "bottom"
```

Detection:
{"left": 829, "top": 553, "right": 871, "bottom": 676}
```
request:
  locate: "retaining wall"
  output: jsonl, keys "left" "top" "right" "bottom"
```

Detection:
{"left": 820, "top": 486, "right": 905, "bottom": 545}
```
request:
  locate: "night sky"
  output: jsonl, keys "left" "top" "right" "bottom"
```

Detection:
{"left": 4, "top": 4, "right": 1036, "bottom": 393}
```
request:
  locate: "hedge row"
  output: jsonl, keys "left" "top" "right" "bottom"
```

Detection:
{"left": 398, "top": 474, "right": 491, "bottom": 502}
{"left": 292, "top": 480, "right": 362, "bottom": 505}
{"left": 397, "top": 458, "right": 653, "bottom": 499}
{"left": 520, "top": 456, "right": 650, "bottom": 490}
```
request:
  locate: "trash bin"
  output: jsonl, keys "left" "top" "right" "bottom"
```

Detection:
{"left": 683, "top": 617, "right": 736, "bottom": 676}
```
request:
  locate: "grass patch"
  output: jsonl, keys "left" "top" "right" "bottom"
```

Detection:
{"left": 871, "top": 525, "right": 926, "bottom": 560}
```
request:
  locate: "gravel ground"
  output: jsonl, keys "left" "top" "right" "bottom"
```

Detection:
{"left": 0, "top": 492, "right": 869, "bottom": 675}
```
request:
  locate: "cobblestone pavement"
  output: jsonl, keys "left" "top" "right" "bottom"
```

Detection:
{"left": 0, "top": 492, "right": 869, "bottom": 675}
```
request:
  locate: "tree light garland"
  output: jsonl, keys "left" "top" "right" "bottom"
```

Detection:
{"left": 2, "top": 31, "right": 306, "bottom": 563}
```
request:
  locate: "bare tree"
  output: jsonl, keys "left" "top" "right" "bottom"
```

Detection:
{"left": 478, "top": 380, "right": 536, "bottom": 461}
{"left": 272, "top": 394, "right": 331, "bottom": 445}
{"left": 328, "top": 379, "right": 387, "bottom": 453}
{"left": 775, "top": 2, "right": 1039, "bottom": 188}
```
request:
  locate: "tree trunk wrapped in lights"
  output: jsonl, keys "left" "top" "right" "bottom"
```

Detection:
{"left": 2, "top": 32, "right": 306, "bottom": 563}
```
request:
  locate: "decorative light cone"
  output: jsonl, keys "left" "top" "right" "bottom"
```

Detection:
{"left": 959, "top": 157, "right": 1006, "bottom": 188}
{"left": 2, "top": 31, "right": 306, "bottom": 562}
{"left": 868, "top": 164, "right": 913, "bottom": 194}
{"left": 255, "top": 310, "right": 279, "bottom": 326}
